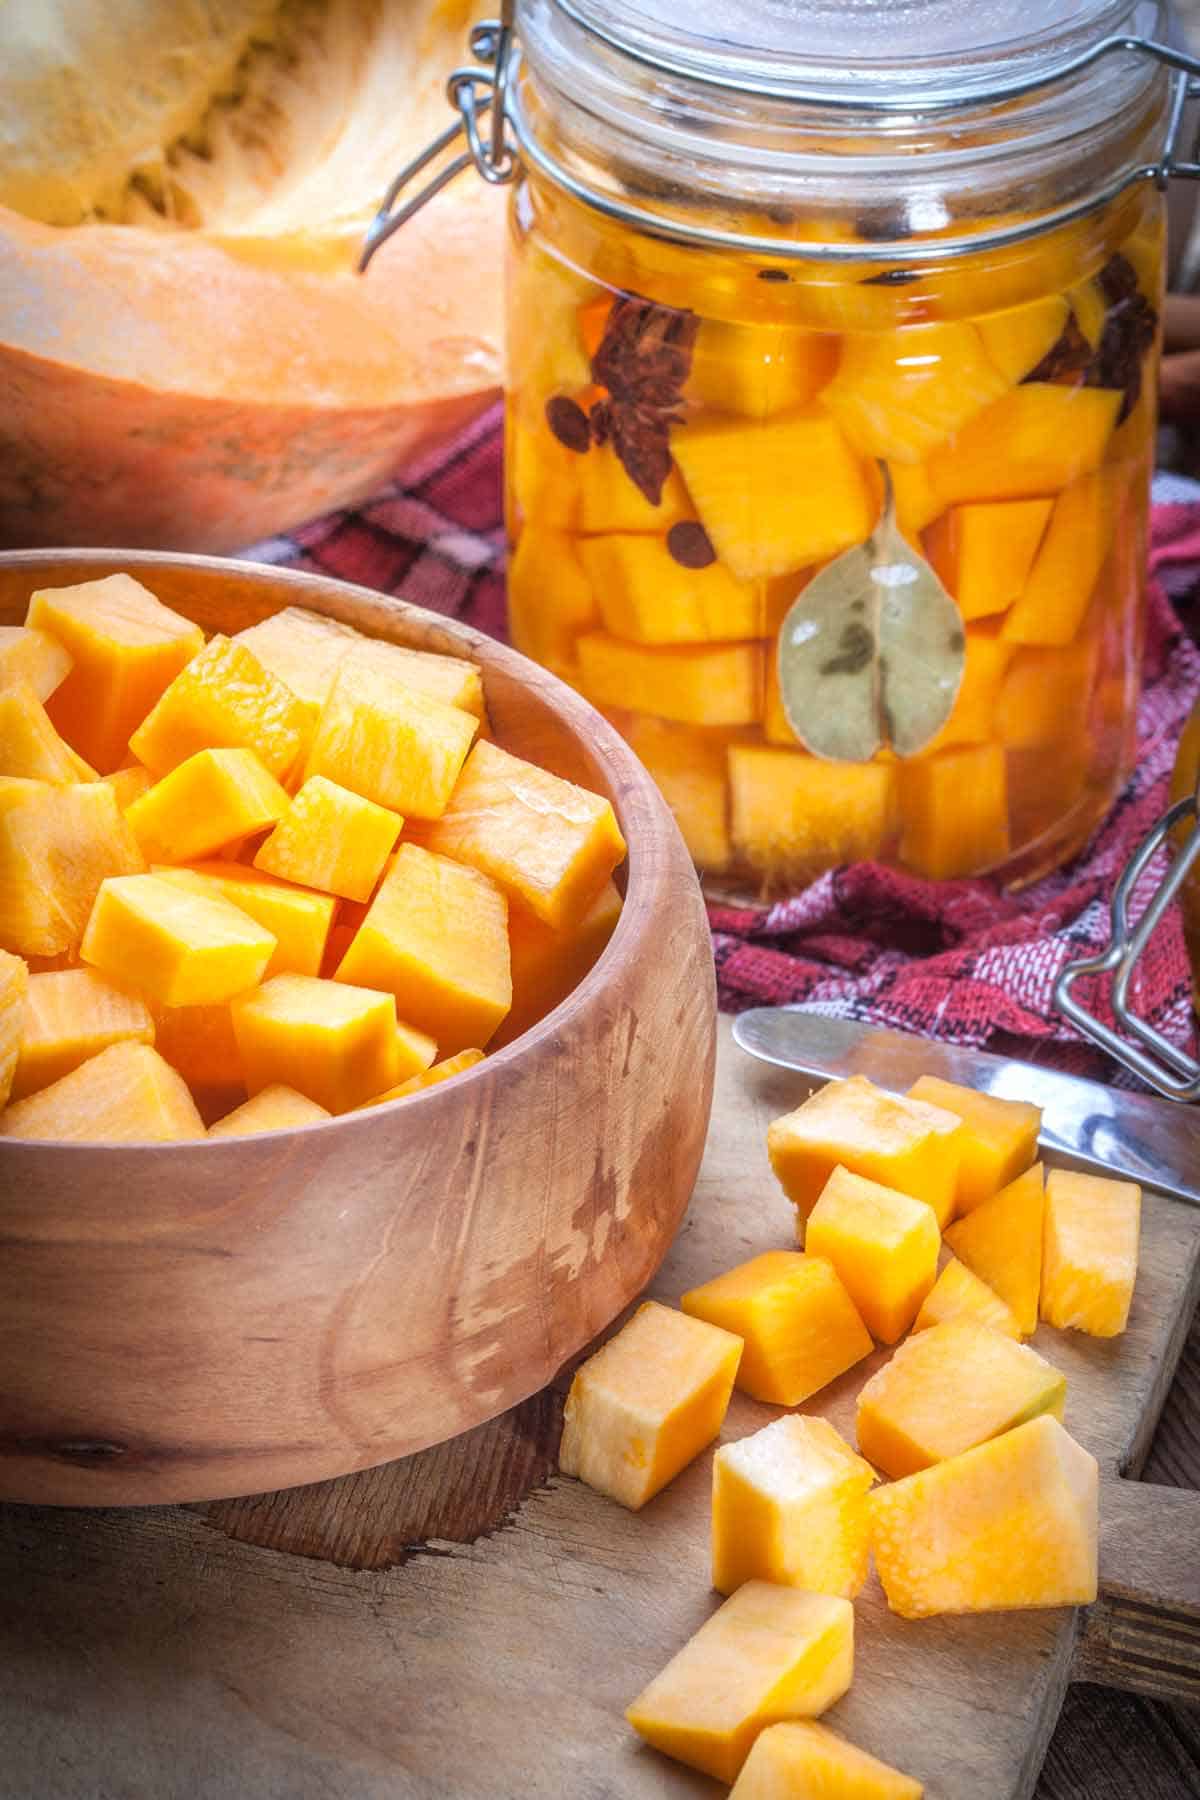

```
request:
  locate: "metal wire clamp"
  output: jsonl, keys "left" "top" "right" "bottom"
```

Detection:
{"left": 1055, "top": 784, "right": 1200, "bottom": 1101}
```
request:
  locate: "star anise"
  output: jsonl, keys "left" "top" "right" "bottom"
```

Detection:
{"left": 1085, "top": 255, "right": 1159, "bottom": 424}
{"left": 1024, "top": 313, "right": 1093, "bottom": 385}
{"left": 589, "top": 295, "right": 699, "bottom": 505}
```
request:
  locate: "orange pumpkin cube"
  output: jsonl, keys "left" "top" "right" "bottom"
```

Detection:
{"left": 336, "top": 843, "right": 511, "bottom": 1052}
{"left": 507, "top": 527, "right": 599, "bottom": 676}
{"left": 1003, "top": 469, "right": 1119, "bottom": 648}
{"left": 338, "top": 638, "right": 485, "bottom": 722}
{"left": 682, "top": 1250, "right": 872, "bottom": 1406}
{"left": 907, "top": 1073, "right": 1041, "bottom": 1215}
{"left": 232, "top": 606, "right": 361, "bottom": 718}
{"left": 995, "top": 637, "right": 1100, "bottom": 750}
{"left": 712, "top": 1415, "right": 876, "bottom": 1600}
{"left": 581, "top": 534, "right": 763, "bottom": 644}
{"left": 303, "top": 658, "right": 477, "bottom": 819}
{"left": 869, "top": 1414, "right": 1098, "bottom": 1619}
{"left": 944, "top": 1163, "right": 1045, "bottom": 1336}
{"left": 806, "top": 1167, "right": 941, "bottom": 1343}
{"left": 421, "top": 740, "right": 626, "bottom": 930}
{"left": 855, "top": 1320, "right": 1066, "bottom": 1479}
{"left": 0, "top": 681, "right": 92, "bottom": 783}
{"left": 0, "top": 1041, "right": 204, "bottom": 1142}
{"left": 729, "top": 747, "right": 896, "bottom": 879}
{"left": 912, "top": 1257, "right": 1022, "bottom": 1340}
{"left": 101, "top": 764, "right": 156, "bottom": 812}
{"left": 27, "top": 574, "right": 204, "bottom": 773}
{"left": 0, "top": 778, "right": 144, "bottom": 958}
{"left": 152, "top": 1000, "right": 241, "bottom": 1092}
{"left": 491, "top": 880, "right": 622, "bottom": 1049}
{"left": 151, "top": 861, "right": 333, "bottom": 978}
{"left": 575, "top": 446, "right": 693, "bottom": 535}
{"left": 207, "top": 1085, "right": 331, "bottom": 1138}
{"left": 1041, "top": 1168, "right": 1141, "bottom": 1338}
{"left": 730, "top": 1722, "right": 922, "bottom": 1800}
{"left": 577, "top": 632, "right": 763, "bottom": 727}
{"left": 925, "top": 384, "right": 1120, "bottom": 508}
{"left": 125, "top": 748, "right": 291, "bottom": 865}
{"left": 232, "top": 974, "right": 400, "bottom": 1114}
{"left": 0, "top": 625, "right": 73, "bottom": 702}
{"left": 899, "top": 742, "right": 1010, "bottom": 880}
{"left": 362, "top": 1046, "right": 485, "bottom": 1105}
{"left": 976, "top": 291, "right": 1070, "bottom": 383}
{"left": 129, "top": 635, "right": 309, "bottom": 780}
{"left": 81, "top": 873, "right": 276, "bottom": 1008}
{"left": 0, "top": 949, "right": 28, "bottom": 1107}
{"left": 622, "top": 717, "right": 733, "bottom": 870}
{"left": 913, "top": 627, "right": 1013, "bottom": 759}
{"left": 924, "top": 498, "right": 1053, "bottom": 622}
{"left": 253, "top": 775, "right": 403, "bottom": 902}
{"left": 11, "top": 967, "right": 154, "bottom": 1099}
{"left": 767, "top": 1075, "right": 964, "bottom": 1227}
{"left": 822, "top": 321, "right": 1007, "bottom": 464}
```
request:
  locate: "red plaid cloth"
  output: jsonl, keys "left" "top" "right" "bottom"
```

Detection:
{"left": 244, "top": 412, "right": 1200, "bottom": 1088}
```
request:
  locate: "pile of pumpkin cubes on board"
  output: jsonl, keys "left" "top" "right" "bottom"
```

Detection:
{"left": 559, "top": 1073, "right": 1141, "bottom": 1795}
{"left": 0, "top": 575, "right": 627, "bottom": 1138}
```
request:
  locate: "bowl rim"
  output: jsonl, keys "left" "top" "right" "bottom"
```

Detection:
{"left": 0, "top": 546, "right": 694, "bottom": 1153}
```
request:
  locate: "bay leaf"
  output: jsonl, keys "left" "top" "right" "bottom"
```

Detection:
{"left": 776, "top": 470, "right": 964, "bottom": 761}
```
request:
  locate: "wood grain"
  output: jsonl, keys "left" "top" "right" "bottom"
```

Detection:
{"left": 0, "top": 549, "right": 716, "bottom": 1506}
{"left": 0, "top": 1019, "right": 1194, "bottom": 1799}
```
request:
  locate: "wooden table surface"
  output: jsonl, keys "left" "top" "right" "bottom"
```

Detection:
{"left": 1, "top": 1022, "right": 1198, "bottom": 1799}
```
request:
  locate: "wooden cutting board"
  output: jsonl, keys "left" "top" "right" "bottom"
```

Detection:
{"left": 0, "top": 1018, "right": 1197, "bottom": 1799}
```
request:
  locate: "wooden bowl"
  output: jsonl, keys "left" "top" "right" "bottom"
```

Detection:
{"left": 0, "top": 550, "right": 716, "bottom": 1507}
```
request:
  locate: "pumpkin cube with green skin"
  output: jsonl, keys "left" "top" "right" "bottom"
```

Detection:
{"left": 0, "top": 778, "right": 145, "bottom": 959}
{"left": 0, "top": 626, "right": 73, "bottom": 702}
{"left": 855, "top": 1319, "right": 1067, "bottom": 1480}
{"left": 730, "top": 1722, "right": 923, "bottom": 1800}
{"left": 944, "top": 1163, "right": 1045, "bottom": 1337}
{"left": 0, "top": 1041, "right": 204, "bottom": 1143}
{"left": 906, "top": 1074, "right": 1041, "bottom": 1216}
{"left": 729, "top": 747, "right": 896, "bottom": 880}
{"left": 150, "top": 861, "right": 333, "bottom": 979}
{"left": 303, "top": 658, "right": 477, "bottom": 820}
{"left": 899, "top": 742, "right": 1009, "bottom": 881}
{"left": 823, "top": 322, "right": 1008, "bottom": 464}
{"left": 207, "top": 1085, "right": 331, "bottom": 1138}
{"left": 253, "top": 775, "right": 403, "bottom": 903}
{"left": 125, "top": 747, "right": 291, "bottom": 865}
{"left": 673, "top": 409, "right": 877, "bottom": 580}
{"left": 626, "top": 1581, "right": 854, "bottom": 1784}
{"left": 806, "top": 1166, "right": 941, "bottom": 1343}
{"left": 913, "top": 1257, "right": 1023, "bottom": 1340}
{"left": 577, "top": 632, "right": 763, "bottom": 727}
{"left": 1041, "top": 1168, "right": 1141, "bottom": 1337}
{"left": 924, "top": 498, "right": 1053, "bottom": 622}
{"left": 869, "top": 1414, "right": 1098, "bottom": 1619}
{"left": 129, "top": 634, "right": 308, "bottom": 781}
{"left": 336, "top": 843, "right": 511, "bottom": 1053}
{"left": 0, "top": 681, "right": 93, "bottom": 783}
{"left": 0, "top": 950, "right": 28, "bottom": 1107}
{"left": 420, "top": 740, "right": 626, "bottom": 931}
{"left": 81, "top": 873, "right": 276, "bottom": 1009}
{"left": 559, "top": 1300, "right": 742, "bottom": 1511}
{"left": 621, "top": 716, "right": 733, "bottom": 870}
{"left": 681, "top": 1249, "right": 872, "bottom": 1406}
{"left": 767, "top": 1074, "right": 964, "bottom": 1227}
{"left": 28, "top": 574, "right": 204, "bottom": 774}
{"left": 11, "top": 967, "right": 154, "bottom": 1099}
{"left": 581, "top": 533, "right": 764, "bottom": 645}
{"left": 712, "top": 1414, "right": 876, "bottom": 1599}
{"left": 232, "top": 974, "right": 400, "bottom": 1115}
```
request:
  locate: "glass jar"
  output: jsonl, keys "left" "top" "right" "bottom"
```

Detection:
{"left": 371, "top": 2, "right": 1193, "bottom": 897}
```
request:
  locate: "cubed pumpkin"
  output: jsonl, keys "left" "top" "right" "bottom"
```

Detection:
{"left": 1003, "top": 470, "right": 1119, "bottom": 648}
{"left": 81, "top": 873, "right": 276, "bottom": 1008}
{"left": 912, "top": 1257, "right": 1023, "bottom": 1340}
{"left": 806, "top": 1167, "right": 941, "bottom": 1343}
{"left": 925, "top": 384, "right": 1120, "bottom": 507}
{"left": 823, "top": 322, "right": 1008, "bottom": 464}
{"left": 336, "top": 843, "right": 511, "bottom": 1053}
{"left": 207, "top": 1085, "right": 331, "bottom": 1138}
{"left": 924, "top": 498, "right": 1053, "bottom": 622}
{"left": 577, "top": 632, "right": 763, "bottom": 727}
{"left": 150, "top": 861, "right": 334, "bottom": 978}
{"left": 976, "top": 292, "right": 1070, "bottom": 382}
{"left": 730, "top": 1722, "right": 922, "bottom": 1800}
{"left": 1041, "top": 1168, "right": 1141, "bottom": 1338}
{"left": 0, "top": 681, "right": 92, "bottom": 783}
{"left": 0, "top": 949, "right": 28, "bottom": 1108}
{"left": 253, "top": 775, "right": 403, "bottom": 902}
{"left": 152, "top": 1000, "right": 242, "bottom": 1093}
{"left": 944, "top": 1163, "right": 1045, "bottom": 1337}
{"left": 582, "top": 533, "right": 764, "bottom": 645}
{"left": 420, "top": 740, "right": 625, "bottom": 930}
{"left": 12, "top": 967, "right": 154, "bottom": 1099}
{"left": 231, "top": 606, "right": 361, "bottom": 718}
{"left": 231, "top": 973, "right": 400, "bottom": 1115}
{"left": 129, "top": 635, "right": 309, "bottom": 780}
{"left": 681, "top": 1249, "right": 872, "bottom": 1406}
{"left": 507, "top": 528, "right": 598, "bottom": 675}
{"left": 0, "top": 625, "right": 73, "bottom": 702}
{"left": 712, "top": 1414, "right": 876, "bottom": 1599}
{"left": 303, "top": 658, "right": 477, "bottom": 819}
{"left": 0, "top": 778, "right": 144, "bottom": 958}
{"left": 27, "top": 574, "right": 204, "bottom": 773}
{"left": 125, "top": 748, "right": 291, "bottom": 865}
{"left": 0, "top": 1041, "right": 204, "bottom": 1142}
{"left": 906, "top": 1073, "right": 1041, "bottom": 1215}
{"left": 899, "top": 742, "right": 1010, "bottom": 880}
{"left": 361, "top": 1046, "right": 485, "bottom": 1105}
{"left": 729, "top": 747, "right": 896, "bottom": 879}
{"left": 621, "top": 717, "right": 733, "bottom": 870}
{"left": 492, "top": 880, "right": 622, "bottom": 1049}
{"left": 337, "top": 638, "right": 485, "bottom": 722}
{"left": 559, "top": 1300, "right": 742, "bottom": 1511}
{"left": 626, "top": 1582, "right": 854, "bottom": 1784}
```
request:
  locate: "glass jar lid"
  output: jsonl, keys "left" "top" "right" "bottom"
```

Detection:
{"left": 550, "top": 0, "right": 1164, "bottom": 105}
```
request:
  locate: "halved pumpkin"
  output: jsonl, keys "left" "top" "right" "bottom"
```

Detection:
{"left": 0, "top": 0, "right": 504, "bottom": 551}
